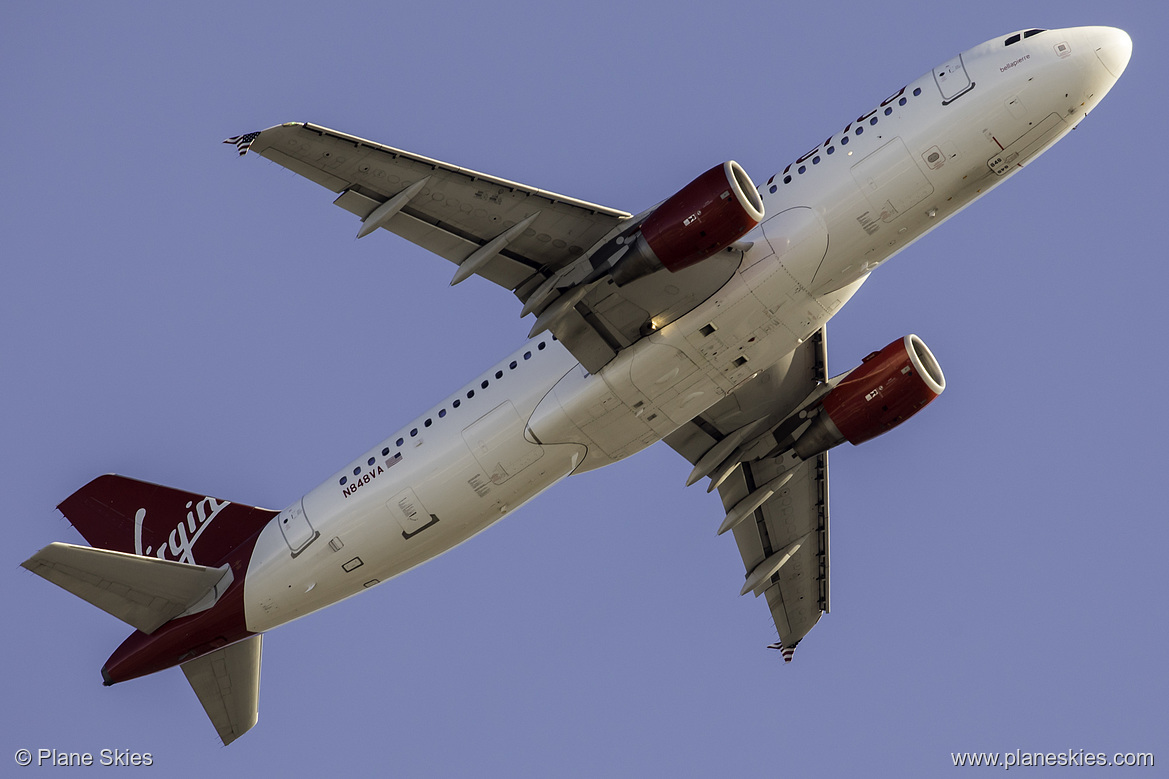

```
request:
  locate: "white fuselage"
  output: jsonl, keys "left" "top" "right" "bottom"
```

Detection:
{"left": 242, "top": 26, "right": 1128, "bottom": 633}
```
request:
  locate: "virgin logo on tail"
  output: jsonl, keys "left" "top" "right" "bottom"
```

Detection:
{"left": 134, "top": 496, "right": 230, "bottom": 564}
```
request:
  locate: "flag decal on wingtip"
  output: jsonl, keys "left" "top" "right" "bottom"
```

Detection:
{"left": 223, "top": 132, "right": 261, "bottom": 156}
{"left": 767, "top": 642, "right": 796, "bottom": 662}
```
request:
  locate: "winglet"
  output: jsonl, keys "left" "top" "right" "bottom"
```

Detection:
{"left": 223, "top": 131, "right": 261, "bottom": 157}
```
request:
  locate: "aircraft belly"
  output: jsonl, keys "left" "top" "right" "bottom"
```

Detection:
{"left": 245, "top": 423, "right": 583, "bottom": 633}
{"left": 531, "top": 263, "right": 857, "bottom": 472}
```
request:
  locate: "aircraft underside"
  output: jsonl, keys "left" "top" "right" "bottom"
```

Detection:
{"left": 23, "top": 25, "right": 1131, "bottom": 745}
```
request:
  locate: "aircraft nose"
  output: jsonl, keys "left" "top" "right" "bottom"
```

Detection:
{"left": 1091, "top": 26, "right": 1132, "bottom": 79}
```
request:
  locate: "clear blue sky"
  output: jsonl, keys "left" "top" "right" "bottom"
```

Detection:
{"left": 4, "top": 2, "right": 1165, "bottom": 775}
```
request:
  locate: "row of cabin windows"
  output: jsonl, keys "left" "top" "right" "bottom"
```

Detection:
{"left": 338, "top": 339, "right": 551, "bottom": 486}
{"left": 770, "top": 87, "right": 924, "bottom": 191}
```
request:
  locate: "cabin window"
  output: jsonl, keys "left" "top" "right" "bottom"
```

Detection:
{"left": 367, "top": 457, "right": 375, "bottom": 466}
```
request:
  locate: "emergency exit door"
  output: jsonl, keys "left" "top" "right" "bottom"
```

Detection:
{"left": 277, "top": 499, "right": 318, "bottom": 557}
{"left": 934, "top": 53, "right": 974, "bottom": 104}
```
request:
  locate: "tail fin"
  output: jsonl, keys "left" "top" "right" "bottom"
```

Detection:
{"left": 28, "top": 475, "right": 276, "bottom": 745}
{"left": 181, "top": 635, "right": 262, "bottom": 746}
{"left": 57, "top": 475, "right": 277, "bottom": 566}
{"left": 21, "top": 542, "right": 233, "bottom": 634}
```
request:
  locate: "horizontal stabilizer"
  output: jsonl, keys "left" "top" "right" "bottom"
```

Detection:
{"left": 181, "top": 635, "right": 262, "bottom": 746}
{"left": 21, "top": 542, "right": 232, "bottom": 634}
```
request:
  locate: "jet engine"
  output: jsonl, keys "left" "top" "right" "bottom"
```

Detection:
{"left": 609, "top": 161, "right": 765, "bottom": 285}
{"left": 793, "top": 335, "right": 945, "bottom": 460}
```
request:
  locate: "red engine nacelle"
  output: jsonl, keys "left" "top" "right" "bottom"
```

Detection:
{"left": 793, "top": 335, "right": 946, "bottom": 460}
{"left": 610, "top": 161, "right": 765, "bottom": 285}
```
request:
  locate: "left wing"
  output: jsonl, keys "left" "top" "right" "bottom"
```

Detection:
{"left": 663, "top": 328, "right": 830, "bottom": 660}
{"left": 233, "top": 123, "right": 744, "bottom": 372}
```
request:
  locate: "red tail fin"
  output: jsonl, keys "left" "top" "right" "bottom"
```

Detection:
{"left": 58, "top": 475, "right": 277, "bottom": 567}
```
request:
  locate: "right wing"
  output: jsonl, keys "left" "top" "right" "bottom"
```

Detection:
{"left": 236, "top": 123, "right": 744, "bottom": 372}
{"left": 663, "top": 328, "right": 830, "bottom": 659}
{"left": 245, "top": 122, "right": 630, "bottom": 293}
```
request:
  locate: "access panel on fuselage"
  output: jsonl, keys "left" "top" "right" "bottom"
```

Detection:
{"left": 850, "top": 137, "right": 935, "bottom": 223}
{"left": 386, "top": 487, "right": 440, "bottom": 540}
{"left": 759, "top": 206, "right": 830, "bottom": 291}
{"left": 462, "top": 401, "right": 545, "bottom": 485}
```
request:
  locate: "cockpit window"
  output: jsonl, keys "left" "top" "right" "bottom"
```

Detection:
{"left": 1007, "top": 29, "right": 1046, "bottom": 46}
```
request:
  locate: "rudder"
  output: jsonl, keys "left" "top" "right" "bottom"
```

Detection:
{"left": 58, "top": 475, "right": 277, "bottom": 567}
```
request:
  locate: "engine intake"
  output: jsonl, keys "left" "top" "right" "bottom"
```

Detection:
{"left": 610, "top": 161, "right": 764, "bottom": 285}
{"left": 793, "top": 335, "right": 945, "bottom": 460}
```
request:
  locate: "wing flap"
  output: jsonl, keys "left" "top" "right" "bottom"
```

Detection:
{"left": 728, "top": 454, "right": 830, "bottom": 650}
{"left": 21, "top": 542, "right": 232, "bottom": 634}
{"left": 181, "top": 635, "right": 262, "bottom": 746}
{"left": 333, "top": 188, "right": 537, "bottom": 287}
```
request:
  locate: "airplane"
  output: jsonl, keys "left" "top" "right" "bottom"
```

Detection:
{"left": 23, "top": 25, "right": 1131, "bottom": 745}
